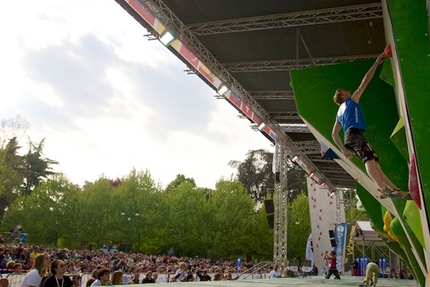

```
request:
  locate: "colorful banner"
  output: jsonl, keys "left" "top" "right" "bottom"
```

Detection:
{"left": 344, "top": 224, "right": 355, "bottom": 272}
{"left": 334, "top": 223, "right": 346, "bottom": 271}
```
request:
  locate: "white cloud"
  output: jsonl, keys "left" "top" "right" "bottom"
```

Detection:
{"left": 0, "top": 0, "right": 273, "bottom": 189}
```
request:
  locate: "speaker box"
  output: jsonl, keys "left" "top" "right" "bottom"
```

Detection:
{"left": 267, "top": 214, "right": 274, "bottom": 229}
{"left": 330, "top": 239, "right": 336, "bottom": 247}
{"left": 264, "top": 199, "right": 274, "bottom": 214}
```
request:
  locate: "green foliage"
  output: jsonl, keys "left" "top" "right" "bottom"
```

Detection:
{"left": 288, "top": 192, "right": 311, "bottom": 260}
{"left": 229, "top": 149, "right": 275, "bottom": 203}
{"left": 229, "top": 149, "right": 307, "bottom": 203}
{"left": 1, "top": 171, "right": 274, "bottom": 261}
{"left": 165, "top": 174, "right": 196, "bottom": 192}
{"left": 22, "top": 138, "right": 58, "bottom": 195}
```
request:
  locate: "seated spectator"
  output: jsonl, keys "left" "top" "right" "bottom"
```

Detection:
{"left": 141, "top": 271, "right": 155, "bottom": 284}
{"left": 311, "top": 265, "right": 318, "bottom": 276}
{"left": 268, "top": 264, "right": 280, "bottom": 278}
{"left": 91, "top": 268, "right": 110, "bottom": 286}
{"left": 111, "top": 270, "right": 123, "bottom": 285}
{"left": 85, "top": 278, "right": 95, "bottom": 286}
{"left": 196, "top": 269, "right": 211, "bottom": 281}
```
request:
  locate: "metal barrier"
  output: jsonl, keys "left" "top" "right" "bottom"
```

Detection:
{"left": 5, "top": 274, "right": 26, "bottom": 287}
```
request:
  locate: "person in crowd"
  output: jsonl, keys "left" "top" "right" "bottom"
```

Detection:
{"left": 184, "top": 273, "right": 194, "bottom": 282}
{"left": 268, "top": 264, "right": 280, "bottom": 278}
{"left": 151, "top": 273, "right": 158, "bottom": 283}
{"left": 323, "top": 250, "right": 340, "bottom": 279}
{"left": 174, "top": 262, "right": 188, "bottom": 282}
{"left": 111, "top": 253, "right": 127, "bottom": 272}
{"left": 20, "top": 253, "right": 50, "bottom": 287}
{"left": 321, "top": 267, "right": 328, "bottom": 276}
{"left": 196, "top": 269, "right": 211, "bottom": 281}
{"left": 352, "top": 260, "right": 359, "bottom": 276}
{"left": 331, "top": 52, "right": 409, "bottom": 199}
{"left": 8, "top": 262, "right": 23, "bottom": 274}
{"left": 155, "top": 269, "right": 170, "bottom": 283}
{"left": 141, "top": 271, "right": 155, "bottom": 283}
{"left": 44, "top": 260, "right": 73, "bottom": 287}
{"left": 213, "top": 273, "right": 223, "bottom": 281}
{"left": 85, "top": 278, "right": 95, "bottom": 287}
{"left": 311, "top": 264, "right": 318, "bottom": 276}
{"left": 13, "top": 248, "right": 26, "bottom": 265}
{"left": 0, "top": 258, "right": 8, "bottom": 270}
{"left": 111, "top": 270, "right": 123, "bottom": 285}
{"left": 71, "top": 274, "right": 81, "bottom": 287}
{"left": 90, "top": 268, "right": 110, "bottom": 286}
{"left": 130, "top": 267, "right": 141, "bottom": 284}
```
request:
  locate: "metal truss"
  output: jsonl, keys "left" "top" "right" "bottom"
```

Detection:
{"left": 269, "top": 112, "right": 301, "bottom": 120}
{"left": 144, "top": 0, "right": 337, "bottom": 190}
{"left": 293, "top": 140, "right": 321, "bottom": 154}
{"left": 273, "top": 143, "right": 289, "bottom": 267}
{"left": 186, "top": 3, "right": 382, "bottom": 35}
{"left": 281, "top": 124, "right": 310, "bottom": 133}
{"left": 224, "top": 54, "right": 379, "bottom": 73}
{"left": 249, "top": 90, "right": 294, "bottom": 100}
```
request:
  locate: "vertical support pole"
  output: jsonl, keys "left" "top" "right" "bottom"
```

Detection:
{"left": 273, "top": 141, "right": 289, "bottom": 272}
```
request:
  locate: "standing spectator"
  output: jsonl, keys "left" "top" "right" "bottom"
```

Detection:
{"left": 20, "top": 253, "right": 50, "bottom": 287}
{"left": 352, "top": 260, "right": 359, "bottom": 276}
{"left": 323, "top": 250, "right": 341, "bottom": 279}
{"left": 44, "top": 260, "right": 73, "bottom": 287}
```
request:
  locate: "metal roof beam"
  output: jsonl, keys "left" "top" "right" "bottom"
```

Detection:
{"left": 269, "top": 112, "right": 301, "bottom": 120}
{"left": 224, "top": 54, "right": 379, "bottom": 73}
{"left": 187, "top": 3, "right": 382, "bottom": 35}
{"left": 145, "top": 0, "right": 338, "bottom": 191}
{"left": 250, "top": 90, "right": 295, "bottom": 100}
{"left": 281, "top": 124, "right": 310, "bottom": 133}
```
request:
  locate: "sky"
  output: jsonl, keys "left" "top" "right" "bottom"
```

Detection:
{"left": 0, "top": 0, "right": 273, "bottom": 189}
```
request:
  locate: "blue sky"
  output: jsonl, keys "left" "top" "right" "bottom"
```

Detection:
{"left": 0, "top": 0, "right": 273, "bottom": 189}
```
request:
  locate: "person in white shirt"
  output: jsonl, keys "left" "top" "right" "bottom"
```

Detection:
{"left": 20, "top": 253, "right": 50, "bottom": 287}
{"left": 268, "top": 264, "right": 281, "bottom": 278}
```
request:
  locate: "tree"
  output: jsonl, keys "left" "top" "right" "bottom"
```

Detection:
{"left": 165, "top": 174, "right": 196, "bottom": 192}
{"left": 206, "top": 180, "right": 260, "bottom": 259}
{"left": 229, "top": 149, "right": 307, "bottom": 203}
{"left": 229, "top": 149, "right": 274, "bottom": 204}
{"left": 288, "top": 192, "right": 311, "bottom": 260}
{"left": 2, "top": 175, "right": 80, "bottom": 246}
{"left": 22, "top": 138, "right": 58, "bottom": 195}
{"left": 0, "top": 138, "right": 27, "bottom": 220}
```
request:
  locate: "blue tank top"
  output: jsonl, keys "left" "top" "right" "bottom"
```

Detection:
{"left": 336, "top": 97, "right": 366, "bottom": 135}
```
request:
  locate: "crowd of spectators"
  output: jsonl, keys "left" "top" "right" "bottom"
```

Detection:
{"left": 0, "top": 238, "right": 258, "bottom": 284}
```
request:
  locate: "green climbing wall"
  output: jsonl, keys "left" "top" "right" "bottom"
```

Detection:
{"left": 291, "top": 59, "right": 408, "bottom": 191}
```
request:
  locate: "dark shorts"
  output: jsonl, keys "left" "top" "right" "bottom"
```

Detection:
{"left": 344, "top": 128, "right": 378, "bottom": 163}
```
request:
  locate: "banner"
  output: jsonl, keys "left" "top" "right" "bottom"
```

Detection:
{"left": 344, "top": 224, "right": 355, "bottom": 272}
{"left": 305, "top": 233, "right": 314, "bottom": 262}
{"left": 334, "top": 223, "right": 346, "bottom": 271}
